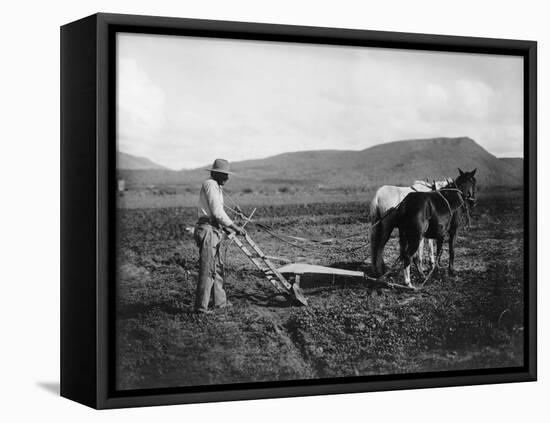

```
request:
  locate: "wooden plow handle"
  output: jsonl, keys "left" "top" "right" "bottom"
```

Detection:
{"left": 228, "top": 233, "right": 285, "bottom": 293}
{"left": 227, "top": 232, "right": 308, "bottom": 306}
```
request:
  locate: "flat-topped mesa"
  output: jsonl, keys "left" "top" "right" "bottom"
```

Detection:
{"left": 119, "top": 136, "right": 523, "bottom": 190}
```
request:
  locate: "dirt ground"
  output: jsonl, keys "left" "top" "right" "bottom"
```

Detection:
{"left": 115, "top": 190, "right": 524, "bottom": 390}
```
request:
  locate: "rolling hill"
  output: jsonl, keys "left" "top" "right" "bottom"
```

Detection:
{"left": 118, "top": 137, "right": 523, "bottom": 190}
{"left": 118, "top": 152, "right": 167, "bottom": 170}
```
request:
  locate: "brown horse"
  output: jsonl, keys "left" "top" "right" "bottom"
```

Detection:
{"left": 369, "top": 178, "right": 451, "bottom": 275}
{"left": 370, "top": 169, "right": 476, "bottom": 282}
{"left": 396, "top": 169, "right": 477, "bottom": 286}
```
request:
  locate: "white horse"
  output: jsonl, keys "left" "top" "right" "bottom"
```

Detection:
{"left": 369, "top": 178, "right": 451, "bottom": 275}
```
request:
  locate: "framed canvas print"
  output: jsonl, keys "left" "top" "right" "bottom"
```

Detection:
{"left": 60, "top": 13, "right": 537, "bottom": 409}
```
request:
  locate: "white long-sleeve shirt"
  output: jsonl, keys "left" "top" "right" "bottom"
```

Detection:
{"left": 197, "top": 178, "right": 234, "bottom": 227}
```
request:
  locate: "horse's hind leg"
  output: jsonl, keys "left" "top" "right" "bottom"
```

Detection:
{"left": 408, "top": 232, "right": 424, "bottom": 278}
{"left": 370, "top": 224, "right": 383, "bottom": 276}
{"left": 413, "top": 252, "right": 425, "bottom": 277}
{"left": 417, "top": 238, "right": 424, "bottom": 267}
{"left": 403, "top": 260, "right": 412, "bottom": 288}
{"left": 371, "top": 218, "right": 394, "bottom": 276}
{"left": 436, "top": 237, "right": 444, "bottom": 267}
{"left": 399, "top": 232, "right": 412, "bottom": 287}
{"left": 399, "top": 229, "right": 418, "bottom": 287}
{"left": 428, "top": 239, "right": 436, "bottom": 269}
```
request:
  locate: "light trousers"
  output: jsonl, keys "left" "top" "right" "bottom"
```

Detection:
{"left": 193, "top": 223, "right": 227, "bottom": 311}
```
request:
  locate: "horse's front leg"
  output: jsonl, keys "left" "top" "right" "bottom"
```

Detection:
{"left": 448, "top": 230, "right": 457, "bottom": 276}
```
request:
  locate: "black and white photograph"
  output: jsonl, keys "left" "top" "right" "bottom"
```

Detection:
{"left": 115, "top": 32, "right": 526, "bottom": 391}
{"left": 4, "top": 0, "right": 548, "bottom": 419}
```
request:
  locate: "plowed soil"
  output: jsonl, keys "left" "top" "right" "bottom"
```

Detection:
{"left": 116, "top": 190, "right": 524, "bottom": 390}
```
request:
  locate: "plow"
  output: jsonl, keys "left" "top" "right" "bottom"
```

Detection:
{"left": 223, "top": 205, "right": 417, "bottom": 307}
{"left": 219, "top": 174, "right": 477, "bottom": 305}
{"left": 226, "top": 231, "right": 310, "bottom": 306}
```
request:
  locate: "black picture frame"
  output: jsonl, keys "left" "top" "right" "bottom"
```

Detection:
{"left": 60, "top": 12, "right": 537, "bottom": 409}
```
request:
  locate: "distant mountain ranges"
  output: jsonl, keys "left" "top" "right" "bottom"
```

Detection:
{"left": 117, "top": 137, "right": 523, "bottom": 191}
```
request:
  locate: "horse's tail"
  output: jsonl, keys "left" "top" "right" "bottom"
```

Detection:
{"left": 368, "top": 195, "right": 380, "bottom": 223}
{"left": 368, "top": 193, "right": 382, "bottom": 275}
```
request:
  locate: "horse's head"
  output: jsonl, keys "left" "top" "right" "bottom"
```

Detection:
{"left": 455, "top": 168, "right": 477, "bottom": 206}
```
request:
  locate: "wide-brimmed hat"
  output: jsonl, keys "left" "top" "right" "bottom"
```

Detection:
{"left": 205, "top": 158, "right": 233, "bottom": 174}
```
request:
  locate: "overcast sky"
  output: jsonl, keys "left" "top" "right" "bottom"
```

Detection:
{"left": 117, "top": 33, "right": 523, "bottom": 170}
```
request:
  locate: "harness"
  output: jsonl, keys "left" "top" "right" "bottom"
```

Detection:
{"left": 435, "top": 190, "right": 454, "bottom": 217}
{"left": 435, "top": 188, "right": 471, "bottom": 229}
{"left": 218, "top": 182, "right": 474, "bottom": 254}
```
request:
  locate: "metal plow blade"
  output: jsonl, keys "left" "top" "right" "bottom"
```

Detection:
{"left": 290, "top": 279, "right": 308, "bottom": 306}
{"left": 278, "top": 263, "right": 366, "bottom": 307}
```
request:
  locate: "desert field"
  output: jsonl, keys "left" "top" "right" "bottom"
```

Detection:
{"left": 115, "top": 189, "right": 524, "bottom": 390}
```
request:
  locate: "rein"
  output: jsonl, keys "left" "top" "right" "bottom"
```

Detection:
{"left": 435, "top": 190, "right": 454, "bottom": 218}
{"left": 223, "top": 190, "right": 371, "bottom": 248}
{"left": 220, "top": 183, "right": 474, "bottom": 253}
{"left": 437, "top": 188, "right": 471, "bottom": 228}
{"left": 223, "top": 203, "right": 372, "bottom": 253}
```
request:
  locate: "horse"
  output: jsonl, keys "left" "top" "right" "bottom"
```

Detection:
{"left": 396, "top": 168, "right": 477, "bottom": 287}
{"left": 369, "top": 178, "right": 451, "bottom": 275}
